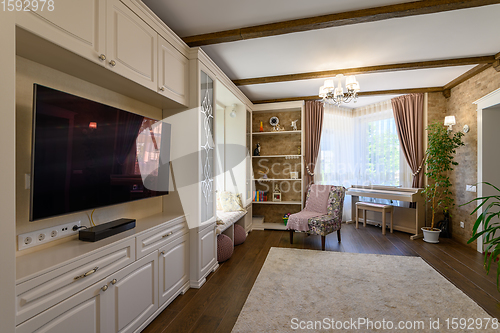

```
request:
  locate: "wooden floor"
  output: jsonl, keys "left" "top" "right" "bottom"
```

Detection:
{"left": 143, "top": 223, "right": 500, "bottom": 333}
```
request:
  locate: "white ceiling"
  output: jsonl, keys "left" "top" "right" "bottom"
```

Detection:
{"left": 143, "top": 1, "right": 500, "bottom": 105}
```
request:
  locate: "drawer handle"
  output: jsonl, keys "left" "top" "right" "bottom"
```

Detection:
{"left": 111, "top": 279, "right": 118, "bottom": 285}
{"left": 98, "top": 54, "right": 106, "bottom": 61}
{"left": 160, "top": 250, "right": 166, "bottom": 255}
{"left": 101, "top": 285, "right": 108, "bottom": 292}
{"left": 162, "top": 231, "right": 173, "bottom": 238}
{"left": 159, "top": 87, "right": 165, "bottom": 92}
{"left": 109, "top": 60, "right": 116, "bottom": 67}
{"left": 74, "top": 267, "right": 99, "bottom": 280}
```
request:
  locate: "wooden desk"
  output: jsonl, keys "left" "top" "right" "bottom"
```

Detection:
{"left": 346, "top": 185, "right": 425, "bottom": 240}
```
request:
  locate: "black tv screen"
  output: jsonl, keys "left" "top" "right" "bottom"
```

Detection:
{"left": 30, "top": 84, "right": 170, "bottom": 221}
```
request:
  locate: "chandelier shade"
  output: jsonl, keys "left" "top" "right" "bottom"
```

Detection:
{"left": 319, "top": 74, "right": 360, "bottom": 106}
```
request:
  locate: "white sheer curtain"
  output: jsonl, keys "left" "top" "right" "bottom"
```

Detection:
{"left": 316, "top": 99, "right": 412, "bottom": 220}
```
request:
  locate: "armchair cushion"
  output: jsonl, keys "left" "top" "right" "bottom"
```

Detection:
{"left": 286, "top": 210, "right": 324, "bottom": 232}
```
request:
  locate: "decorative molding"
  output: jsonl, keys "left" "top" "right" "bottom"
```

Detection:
{"left": 233, "top": 56, "right": 495, "bottom": 86}
{"left": 183, "top": 0, "right": 500, "bottom": 46}
{"left": 473, "top": 87, "right": 500, "bottom": 111}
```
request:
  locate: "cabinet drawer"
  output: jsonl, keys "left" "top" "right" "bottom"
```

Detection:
{"left": 16, "top": 238, "right": 135, "bottom": 325}
{"left": 136, "top": 217, "right": 187, "bottom": 259}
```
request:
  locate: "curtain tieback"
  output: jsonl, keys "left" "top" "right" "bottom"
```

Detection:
{"left": 305, "top": 164, "right": 315, "bottom": 176}
{"left": 412, "top": 154, "right": 427, "bottom": 177}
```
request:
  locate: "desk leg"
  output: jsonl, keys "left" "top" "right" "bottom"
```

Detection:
{"left": 350, "top": 195, "right": 359, "bottom": 224}
{"left": 412, "top": 199, "right": 425, "bottom": 240}
{"left": 411, "top": 233, "right": 423, "bottom": 240}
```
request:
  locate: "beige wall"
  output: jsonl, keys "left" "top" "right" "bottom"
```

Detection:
{"left": 445, "top": 67, "right": 500, "bottom": 248}
{"left": 16, "top": 57, "right": 165, "bottom": 252}
{"left": 0, "top": 11, "right": 17, "bottom": 333}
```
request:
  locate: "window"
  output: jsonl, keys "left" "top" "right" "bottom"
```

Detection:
{"left": 316, "top": 99, "right": 412, "bottom": 219}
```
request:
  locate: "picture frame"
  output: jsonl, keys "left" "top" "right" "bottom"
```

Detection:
{"left": 273, "top": 192, "right": 281, "bottom": 202}
{"left": 290, "top": 171, "right": 299, "bottom": 179}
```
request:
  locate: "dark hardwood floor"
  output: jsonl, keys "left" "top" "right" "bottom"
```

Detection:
{"left": 143, "top": 223, "right": 500, "bottom": 333}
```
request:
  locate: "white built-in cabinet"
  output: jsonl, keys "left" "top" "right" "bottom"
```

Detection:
{"left": 17, "top": 251, "right": 158, "bottom": 333}
{"left": 16, "top": 0, "right": 106, "bottom": 67}
{"left": 15, "top": 215, "right": 190, "bottom": 333}
{"left": 16, "top": 0, "right": 189, "bottom": 106}
{"left": 158, "top": 234, "right": 189, "bottom": 305}
{"left": 106, "top": 0, "right": 157, "bottom": 91}
{"left": 158, "top": 36, "right": 189, "bottom": 105}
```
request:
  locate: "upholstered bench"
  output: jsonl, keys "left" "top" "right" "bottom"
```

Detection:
{"left": 355, "top": 202, "right": 393, "bottom": 235}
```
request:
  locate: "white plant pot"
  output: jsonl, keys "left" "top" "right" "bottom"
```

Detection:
{"left": 422, "top": 227, "right": 440, "bottom": 243}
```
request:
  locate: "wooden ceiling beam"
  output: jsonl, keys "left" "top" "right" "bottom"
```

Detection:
{"left": 183, "top": 0, "right": 500, "bottom": 47}
{"left": 252, "top": 87, "right": 444, "bottom": 104}
{"left": 233, "top": 56, "right": 495, "bottom": 86}
{"left": 443, "top": 63, "right": 491, "bottom": 97}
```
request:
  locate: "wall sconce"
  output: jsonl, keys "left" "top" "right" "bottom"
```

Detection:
{"left": 444, "top": 116, "right": 455, "bottom": 132}
{"left": 229, "top": 104, "right": 236, "bottom": 118}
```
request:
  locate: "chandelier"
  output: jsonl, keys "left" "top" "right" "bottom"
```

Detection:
{"left": 319, "top": 74, "right": 360, "bottom": 106}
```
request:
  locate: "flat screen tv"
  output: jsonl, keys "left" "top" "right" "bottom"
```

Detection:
{"left": 30, "top": 84, "right": 170, "bottom": 221}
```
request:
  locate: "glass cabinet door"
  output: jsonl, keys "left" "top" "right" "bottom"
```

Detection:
{"left": 200, "top": 71, "right": 214, "bottom": 222}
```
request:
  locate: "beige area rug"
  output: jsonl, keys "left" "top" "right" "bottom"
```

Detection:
{"left": 232, "top": 248, "right": 496, "bottom": 333}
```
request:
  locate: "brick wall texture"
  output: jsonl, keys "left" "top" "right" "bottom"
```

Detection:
{"left": 429, "top": 67, "right": 500, "bottom": 248}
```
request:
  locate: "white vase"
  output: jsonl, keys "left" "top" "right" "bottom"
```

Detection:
{"left": 422, "top": 227, "right": 440, "bottom": 243}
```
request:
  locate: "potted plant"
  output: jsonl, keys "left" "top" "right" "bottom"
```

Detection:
{"left": 421, "top": 122, "right": 464, "bottom": 243}
{"left": 463, "top": 182, "right": 500, "bottom": 289}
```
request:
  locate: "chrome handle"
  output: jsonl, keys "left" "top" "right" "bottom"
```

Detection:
{"left": 74, "top": 267, "right": 99, "bottom": 280}
{"left": 111, "top": 279, "right": 117, "bottom": 285}
{"left": 101, "top": 285, "right": 108, "bottom": 292}
{"left": 162, "top": 231, "right": 173, "bottom": 238}
{"left": 159, "top": 87, "right": 165, "bottom": 92}
{"left": 160, "top": 250, "right": 166, "bottom": 255}
{"left": 109, "top": 60, "right": 116, "bottom": 67}
{"left": 98, "top": 54, "right": 106, "bottom": 61}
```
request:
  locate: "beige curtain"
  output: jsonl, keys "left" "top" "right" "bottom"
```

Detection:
{"left": 391, "top": 94, "right": 424, "bottom": 188}
{"left": 304, "top": 101, "right": 324, "bottom": 188}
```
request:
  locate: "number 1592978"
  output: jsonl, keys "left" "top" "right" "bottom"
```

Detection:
{"left": 2, "top": 0, "right": 54, "bottom": 12}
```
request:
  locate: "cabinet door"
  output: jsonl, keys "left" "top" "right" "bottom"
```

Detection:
{"left": 16, "top": 281, "right": 107, "bottom": 333}
{"left": 158, "top": 36, "right": 189, "bottom": 106}
{"left": 200, "top": 224, "right": 217, "bottom": 278}
{"left": 107, "top": 251, "right": 158, "bottom": 333}
{"left": 158, "top": 233, "right": 189, "bottom": 306}
{"left": 16, "top": 0, "right": 106, "bottom": 66}
{"left": 106, "top": 0, "right": 158, "bottom": 90}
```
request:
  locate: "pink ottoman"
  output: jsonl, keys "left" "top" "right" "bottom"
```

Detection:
{"left": 217, "top": 234, "right": 233, "bottom": 263}
{"left": 234, "top": 224, "right": 247, "bottom": 246}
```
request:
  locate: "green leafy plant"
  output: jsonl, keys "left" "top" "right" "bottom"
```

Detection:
{"left": 463, "top": 182, "right": 500, "bottom": 289}
{"left": 422, "top": 122, "right": 464, "bottom": 230}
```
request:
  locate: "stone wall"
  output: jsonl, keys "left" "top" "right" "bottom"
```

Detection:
{"left": 445, "top": 67, "right": 500, "bottom": 248}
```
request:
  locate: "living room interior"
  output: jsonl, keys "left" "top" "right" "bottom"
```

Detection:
{"left": 2, "top": 0, "right": 500, "bottom": 332}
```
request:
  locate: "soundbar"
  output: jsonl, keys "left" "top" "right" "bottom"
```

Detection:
{"left": 79, "top": 218, "right": 136, "bottom": 242}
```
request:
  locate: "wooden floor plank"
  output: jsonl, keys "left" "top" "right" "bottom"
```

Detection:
{"left": 144, "top": 223, "right": 500, "bottom": 333}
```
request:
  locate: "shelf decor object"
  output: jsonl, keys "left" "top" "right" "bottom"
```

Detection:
{"left": 273, "top": 184, "right": 282, "bottom": 202}
{"left": 319, "top": 74, "right": 360, "bottom": 106}
{"left": 290, "top": 172, "right": 299, "bottom": 179}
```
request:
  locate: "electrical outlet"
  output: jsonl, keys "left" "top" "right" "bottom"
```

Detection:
{"left": 466, "top": 185, "right": 477, "bottom": 192}
{"left": 460, "top": 221, "right": 465, "bottom": 228}
{"left": 18, "top": 221, "right": 81, "bottom": 250}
